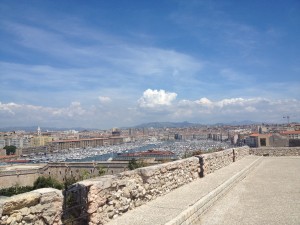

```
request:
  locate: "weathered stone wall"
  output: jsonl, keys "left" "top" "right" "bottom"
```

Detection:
{"left": 0, "top": 146, "right": 251, "bottom": 225}
{"left": 45, "top": 161, "right": 130, "bottom": 183}
{"left": 2, "top": 146, "right": 300, "bottom": 225}
{"left": 0, "top": 188, "right": 63, "bottom": 225}
{"left": 78, "top": 157, "right": 199, "bottom": 225}
{"left": 0, "top": 162, "right": 132, "bottom": 188}
{"left": 0, "top": 172, "right": 41, "bottom": 189}
{"left": 234, "top": 146, "right": 250, "bottom": 160}
{"left": 73, "top": 146, "right": 250, "bottom": 225}
{"left": 199, "top": 146, "right": 250, "bottom": 175}
{"left": 250, "top": 147, "right": 300, "bottom": 156}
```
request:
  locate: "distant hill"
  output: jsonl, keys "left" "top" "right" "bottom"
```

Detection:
{"left": 134, "top": 121, "right": 202, "bottom": 128}
{"left": 214, "top": 120, "right": 259, "bottom": 126}
{"left": 133, "top": 120, "right": 259, "bottom": 128}
{"left": 0, "top": 120, "right": 261, "bottom": 132}
{"left": 0, "top": 126, "right": 97, "bottom": 132}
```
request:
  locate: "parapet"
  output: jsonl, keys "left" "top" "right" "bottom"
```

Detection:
{"left": 0, "top": 188, "right": 63, "bottom": 224}
{"left": 0, "top": 146, "right": 252, "bottom": 224}
{"left": 250, "top": 147, "right": 300, "bottom": 156}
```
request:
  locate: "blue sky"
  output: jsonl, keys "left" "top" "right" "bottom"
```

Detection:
{"left": 0, "top": 0, "right": 299, "bottom": 129}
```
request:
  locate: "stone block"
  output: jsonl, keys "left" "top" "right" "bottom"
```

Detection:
{"left": 2, "top": 192, "right": 40, "bottom": 215}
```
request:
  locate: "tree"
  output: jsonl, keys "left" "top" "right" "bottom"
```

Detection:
{"left": 128, "top": 158, "right": 147, "bottom": 170}
{"left": 97, "top": 165, "right": 106, "bottom": 176}
{"left": 80, "top": 169, "right": 91, "bottom": 180}
{"left": 128, "top": 158, "right": 138, "bottom": 170}
{"left": 4, "top": 145, "right": 17, "bottom": 155}
{"left": 33, "top": 176, "right": 63, "bottom": 190}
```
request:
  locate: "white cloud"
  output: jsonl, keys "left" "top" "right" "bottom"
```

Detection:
{"left": 195, "top": 97, "right": 213, "bottom": 107}
{"left": 2, "top": 22, "right": 203, "bottom": 79}
{"left": 98, "top": 96, "right": 112, "bottom": 103}
{"left": 245, "top": 106, "right": 256, "bottom": 112}
{"left": 0, "top": 102, "right": 20, "bottom": 115}
{"left": 52, "top": 101, "right": 86, "bottom": 117}
{"left": 0, "top": 101, "right": 89, "bottom": 127}
{"left": 0, "top": 96, "right": 300, "bottom": 128}
{"left": 216, "top": 98, "right": 245, "bottom": 107}
{"left": 166, "top": 97, "right": 300, "bottom": 123}
{"left": 138, "top": 89, "right": 177, "bottom": 108}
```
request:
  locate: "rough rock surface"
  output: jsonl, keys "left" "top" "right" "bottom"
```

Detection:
{"left": 0, "top": 146, "right": 254, "bottom": 225}
{"left": 0, "top": 188, "right": 63, "bottom": 225}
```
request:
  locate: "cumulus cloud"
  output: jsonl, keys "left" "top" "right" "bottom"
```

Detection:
{"left": 0, "top": 101, "right": 89, "bottom": 127}
{"left": 0, "top": 102, "right": 21, "bottom": 115}
{"left": 98, "top": 96, "right": 112, "bottom": 103}
{"left": 215, "top": 98, "right": 245, "bottom": 107}
{"left": 52, "top": 101, "right": 86, "bottom": 117}
{"left": 195, "top": 97, "right": 213, "bottom": 107}
{"left": 170, "top": 97, "right": 300, "bottom": 123}
{"left": 0, "top": 96, "right": 299, "bottom": 128}
{"left": 138, "top": 89, "right": 177, "bottom": 108}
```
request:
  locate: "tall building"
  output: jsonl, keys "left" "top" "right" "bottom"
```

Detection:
{"left": 37, "top": 126, "right": 41, "bottom": 136}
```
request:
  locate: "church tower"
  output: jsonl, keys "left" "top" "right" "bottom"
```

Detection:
{"left": 37, "top": 126, "right": 41, "bottom": 136}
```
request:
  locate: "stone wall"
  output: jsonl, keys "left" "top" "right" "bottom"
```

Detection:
{"left": 0, "top": 146, "right": 251, "bottom": 225}
{"left": 0, "top": 162, "right": 132, "bottom": 188}
{"left": 234, "top": 146, "right": 250, "bottom": 160}
{"left": 72, "top": 146, "right": 250, "bottom": 224}
{"left": 250, "top": 147, "right": 300, "bottom": 156}
{"left": 45, "top": 161, "right": 130, "bottom": 183}
{"left": 78, "top": 157, "right": 199, "bottom": 225}
{"left": 199, "top": 146, "right": 250, "bottom": 175}
{"left": 0, "top": 165, "right": 50, "bottom": 189}
{"left": 0, "top": 171, "right": 42, "bottom": 189}
{"left": 2, "top": 146, "right": 300, "bottom": 225}
{"left": 0, "top": 188, "right": 63, "bottom": 225}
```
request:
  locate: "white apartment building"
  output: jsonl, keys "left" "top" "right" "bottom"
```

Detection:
{"left": 281, "top": 131, "right": 300, "bottom": 139}
{"left": 0, "top": 139, "right": 5, "bottom": 148}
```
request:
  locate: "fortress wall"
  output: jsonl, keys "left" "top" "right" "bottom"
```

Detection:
{"left": 0, "top": 188, "right": 63, "bottom": 225}
{"left": 0, "top": 147, "right": 251, "bottom": 224}
{"left": 0, "top": 172, "right": 41, "bottom": 189}
{"left": 250, "top": 147, "right": 300, "bottom": 156}
{"left": 200, "top": 146, "right": 250, "bottom": 175}
{"left": 234, "top": 146, "right": 250, "bottom": 160}
{"left": 0, "top": 162, "right": 130, "bottom": 188}
{"left": 3, "top": 147, "right": 300, "bottom": 224}
{"left": 79, "top": 157, "right": 200, "bottom": 224}
{"left": 45, "top": 162, "right": 129, "bottom": 183}
{"left": 0, "top": 165, "right": 50, "bottom": 189}
{"left": 75, "top": 146, "right": 250, "bottom": 224}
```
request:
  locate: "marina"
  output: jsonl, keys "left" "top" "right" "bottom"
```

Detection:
{"left": 14, "top": 139, "right": 233, "bottom": 164}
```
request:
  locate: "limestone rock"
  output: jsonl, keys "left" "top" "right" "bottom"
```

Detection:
{"left": 2, "top": 192, "right": 40, "bottom": 215}
{"left": 19, "top": 207, "right": 30, "bottom": 216}
{"left": 122, "top": 187, "right": 130, "bottom": 198}
{"left": 22, "top": 214, "right": 35, "bottom": 222}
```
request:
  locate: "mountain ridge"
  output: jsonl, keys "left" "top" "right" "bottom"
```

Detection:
{"left": 0, "top": 120, "right": 261, "bottom": 132}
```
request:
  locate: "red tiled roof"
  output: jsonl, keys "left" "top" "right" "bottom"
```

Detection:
{"left": 118, "top": 150, "right": 175, "bottom": 157}
{"left": 281, "top": 131, "right": 300, "bottom": 135}
{"left": 51, "top": 137, "right": 124, "bottom": 143}
{"left": 0, "top": 155, "right": 17, "bottom": 159}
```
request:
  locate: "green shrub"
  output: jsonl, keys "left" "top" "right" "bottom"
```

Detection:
{"left": 33, "top": 176, "right": 63, "bottom": 190}
{"left": 64, "top": 175, "right": 78, "bottom": 188}
{"left": 128, "top": 158, "right": 147, "bottom": 170}
{"left": 0, "top": 185, "right": 33, "bottom": 197}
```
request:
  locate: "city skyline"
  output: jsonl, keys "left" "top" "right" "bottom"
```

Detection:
{"left": 0, "top": 0, "right": 300, "bottom": 129}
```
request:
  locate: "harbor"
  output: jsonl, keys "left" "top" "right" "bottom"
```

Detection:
{"left": 8, "top": 139, "right": 234, "bottom": 164}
